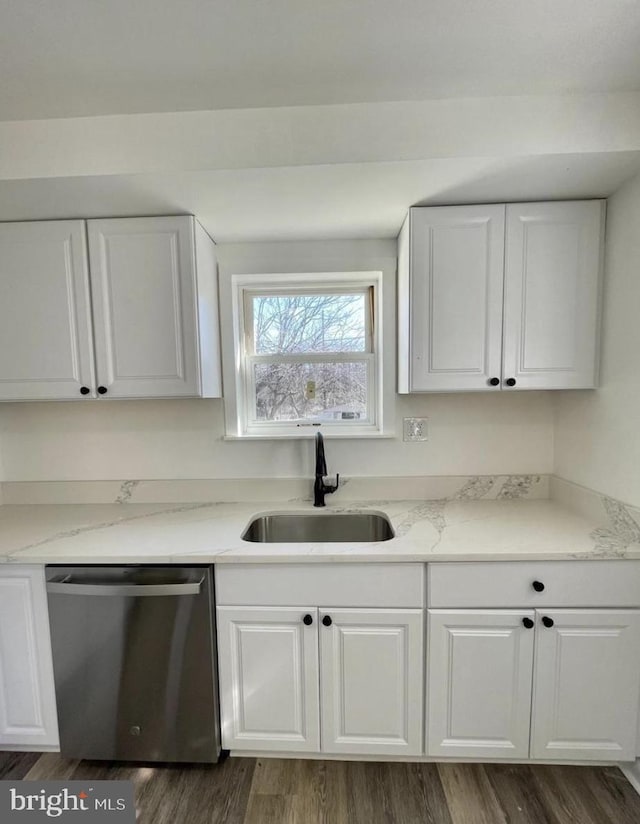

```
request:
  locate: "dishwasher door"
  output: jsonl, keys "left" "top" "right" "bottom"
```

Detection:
{"left": 46, "top": 565, "right": 220, "bottom": 763}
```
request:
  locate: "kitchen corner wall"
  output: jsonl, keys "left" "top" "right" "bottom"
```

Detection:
{"left": 554, "top": 170, "right": 640, "bottom": 509}
{"left": 0, "top": 238, "right": 555, "bottom": 483}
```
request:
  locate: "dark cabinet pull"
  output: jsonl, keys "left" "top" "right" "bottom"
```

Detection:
{"left": 322, "top": 615, "right": 332, "bottom": 627}
{"left": 488, "top": 377, "right": 500, "bottom": 386}
{"left": 80, "top": 386, "right": 90, "bottom": 395}
{"left": 302, "top": 614, "right": 313, "bottom": 626}
{"left": 522, "top": 617, "right": 534, "bottom": 629}
{"left": 97, "top": 386, "right": 108, "bottom": 395}
{"left": 542, "top": 616, "right": 555, "bottom": 628}
{"left": 505, "top": 378, "right": 517, "bottom": 387}
{"left": 532, "top": 581, "right": 545, "bottom": 592}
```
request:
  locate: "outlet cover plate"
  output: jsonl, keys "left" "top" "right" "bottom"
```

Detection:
{"left": 403, "top": 417, "right": 428, "bottom": 442}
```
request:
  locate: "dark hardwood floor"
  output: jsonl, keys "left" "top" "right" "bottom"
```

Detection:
{"left": 0, "top": 751, "right": 40, "bottom": 781}
{"left": 2, "top": 751, "right": 639, "bottom": 823}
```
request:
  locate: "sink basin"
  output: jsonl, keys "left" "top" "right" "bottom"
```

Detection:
{"left": 242, "top": 512, "right": 395, "bottom": 543}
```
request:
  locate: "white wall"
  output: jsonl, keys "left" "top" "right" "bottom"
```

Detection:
{"left": 554, "top": 170, "right": 640, "bottom": 507}
{"left": 0, "top": 238, "right": 555, "bottom": 482}
{"left": 0, "top": 393, "right": 554, "bottom": 482}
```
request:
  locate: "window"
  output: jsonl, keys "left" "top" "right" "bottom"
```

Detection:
{"left": 226, "top": 272, "right": 386, "bottom": 437}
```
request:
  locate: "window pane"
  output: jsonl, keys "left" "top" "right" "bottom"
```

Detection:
{"left": 252, "top": 293, "right": 366, "bottom": 354}
{"left": 253, "top": 361, "right": 368, "bottom": 422}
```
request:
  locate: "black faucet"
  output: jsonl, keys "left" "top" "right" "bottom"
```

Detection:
{"left": 314, "top": 431, "right": 339, "bottom": 507}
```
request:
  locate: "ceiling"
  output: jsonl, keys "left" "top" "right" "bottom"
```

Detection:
{"left": 1, "top": 0, "right": 639, "bottom": 121}
{"left": 1, "top": 1, "right": 640, "bottom": 240}
{"left": 1, "top": 152, "right": 639, "bottom": 241}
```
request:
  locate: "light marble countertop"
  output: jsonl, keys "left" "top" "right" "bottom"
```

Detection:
{"left": 0, "top": 497, "right": 636, "bottom": 565}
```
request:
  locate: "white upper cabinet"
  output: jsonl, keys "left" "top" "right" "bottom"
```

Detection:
{"left": 398, "top": 200, "right": 604, "bottom": 392}
{"left": 503, "top": 201, "right": 604, "bottom": 389}
{"left": 0, "top": 215, "right": 221, "bottom": 401}
{"left": 87, "top": 216, "right": 221, "bottom": 399}
{"left": 0, "top": 220, "right": 95, "bottom": 400}
{"left": 398, "top": 205, "right": 505, "bottom": 392}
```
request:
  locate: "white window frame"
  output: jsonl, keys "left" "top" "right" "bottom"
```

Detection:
{"left": 225, "top": 271, "right": 387, "bottom": 438}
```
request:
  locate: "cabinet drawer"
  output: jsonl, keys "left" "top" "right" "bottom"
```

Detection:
{"left": 428, "top": 561, "right": 640, "bottom": 608}
{"left": 215, "top": 563, "right": 424, "bottom": 608}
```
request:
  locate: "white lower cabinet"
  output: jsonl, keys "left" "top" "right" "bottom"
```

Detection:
{"left": 217, "top": 563, "right": 640, "bottom": 762}
{"left": 427, "top": 607, "right": 640, "bottom": 762}
{"left": 216, "top": 606, "right": 320, "bottom": 752}
{"left": 427, "top": 610, "right": 535, "bottom": 759}
{"left": 320, "top": 609, "right": 423, "bottom": 755}
{"left": 531, "top": 609, "right": 640, "bottom": 761}
{"left": 0, "top": 566, "right": 59, "bottom": 749}
{"left": 217, "top": 605, "right": 423, "bottom": 756}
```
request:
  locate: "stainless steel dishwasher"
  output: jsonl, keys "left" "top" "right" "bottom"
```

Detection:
{"left": 46, "top": 565, "right": 221, "bottom": 763}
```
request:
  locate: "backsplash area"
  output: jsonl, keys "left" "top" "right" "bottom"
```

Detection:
{"left": 0, "top": 392, "right": 555, "bottom": 480}
{"left": 0, "top": 474, "right": 548, "bottom": 505}
{"left": 551, "top": 476, "right": 640, "bottom": 557}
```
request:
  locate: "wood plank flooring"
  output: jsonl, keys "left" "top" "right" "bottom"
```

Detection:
{"left": 2, "top": 751, "right": 640, "bottom": 824}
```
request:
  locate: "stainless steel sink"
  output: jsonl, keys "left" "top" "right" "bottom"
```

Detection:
{"left": 241, "top": 511, "right": 395, "bottom": 543}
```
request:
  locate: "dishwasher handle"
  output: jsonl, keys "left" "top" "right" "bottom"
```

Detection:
{"left": 47, "top": 576, "right": 204, "bottom": 597}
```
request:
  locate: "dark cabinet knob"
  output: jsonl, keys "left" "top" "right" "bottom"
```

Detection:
{"left": 522, "top": 617, "right": 534, "bottom": 629}
{"left": 488, "top": 377, "right": 500, "bottom": 386}
{"left": 322, "top": 615, "right": 332, "bottom": 627}
{"left": 505, "top": 378, "right": 517, "bottom": 387}
{"left": 97, "top": 386, "right": 108, "bottom": 395}
{"left": 542, "top": 616, "right": 555, "bottom": 628}
{"left": 302, "top": 614, "right": 313, "bottom": 626}
{"left": 79, "top": 386, "right": 90, "bottom": 395}
{"left": 532, "top": 581, "right": 545, "bottom": 592}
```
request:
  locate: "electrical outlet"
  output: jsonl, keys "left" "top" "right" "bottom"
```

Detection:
{"left": 403, "top": 417, "right": 428, "bottom": 442}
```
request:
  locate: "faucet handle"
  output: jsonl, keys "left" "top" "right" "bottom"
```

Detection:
{"left": 326, "top": 473, "right": 340, "bottom": 494}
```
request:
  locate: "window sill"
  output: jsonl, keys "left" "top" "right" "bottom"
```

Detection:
{"left": 222, "top": 431, "right": 396, "bottom": 441}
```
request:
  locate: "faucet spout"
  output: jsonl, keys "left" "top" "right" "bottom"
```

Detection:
{"left": 315, "top": 431, "right": 327, "bottom": 477}
{"left": 314, "top": 431, "right": 339, "bottom": 507}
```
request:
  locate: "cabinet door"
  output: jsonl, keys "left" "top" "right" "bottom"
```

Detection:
{"left": 0, "top": 566, "right": 59, "bottom": 749}
{"left": 216, "top": 606, "right": 320, "bottom": 752}
{"left": 320, "top": 608, "right": 423, "bottom": 755}
{"left": 87, "top": 216, "right": 203, "bottom": 398}
{"left": 401, "top": 205, "right": 505, "bottom": 392}
{"left": 0, "top": 220, "right": 95, "bottom": 400}
{"left": 531, "top": 609, "right": 640, "bottom": 761}
{"left": 427, "top": 610, "right": 534, "bottom": 759}
{"left": 503, "top": 201, "right": 603, "bottom": 390}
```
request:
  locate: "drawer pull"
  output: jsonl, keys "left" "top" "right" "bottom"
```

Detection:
{"left": 302, "top": 614, "right": 313, "bottom": 626}
{"left": 322, "top": 615, "right": 332, "bottom": 627}
{"left": 542, "top": 616, "right": 555, "bottom": 628}
{"left": 522, "top": 617, "right": 534, "bottom": 629}
{"left": 532, "top": 580, "right": 545, "bottom": 592}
